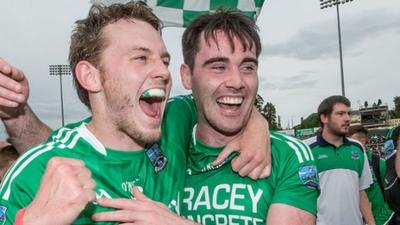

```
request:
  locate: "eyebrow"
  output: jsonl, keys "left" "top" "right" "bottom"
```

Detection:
{"left": 242, "top": 57, "right": 258, "bottom": 66}
{"left": 129, "top": 47, "right": 171, "bottom": 61}
{"left": 202, "top": 56, "right": 259, "bottom": 68}
{"left": 203, "top": 57, "right": 229, "bottom": 68}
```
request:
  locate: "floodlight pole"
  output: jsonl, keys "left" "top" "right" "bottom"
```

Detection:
{"left": 335, "top": 3, "right": 345, "bottom": 97}
{"left": 58, "top": 66, "right": 65, "bottom": 126}
{"left": 320, "top": 0, "right": 354, "bottom": 97}
{"left": 49, "top": 65, "right": 71, "bottom": 127}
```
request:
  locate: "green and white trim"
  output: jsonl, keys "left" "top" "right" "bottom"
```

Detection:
{"left": 271, "top": 132, "right": 314, "bottom": 164}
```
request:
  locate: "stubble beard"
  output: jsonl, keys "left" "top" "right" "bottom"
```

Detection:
{"left": 120, "top": 119, "right": 162, "bottom": 147}
{"left": 106, "top": 88, "right": 162, "bottom": 147}
{"left": 329, "top": 123, "right": 349, "bottom": 137}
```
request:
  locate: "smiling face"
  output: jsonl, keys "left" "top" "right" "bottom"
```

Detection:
{"left": 97, "top": 19, "right": 171, "bottom": 146}
{"left": 183, "top": 31, "right": 258, "bottom": 143}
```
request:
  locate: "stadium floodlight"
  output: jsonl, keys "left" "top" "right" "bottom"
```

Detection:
{"left": 49, "top": 64, "right": 71, "bottom": 126}
{"left": 320, "top": 0, "right": 356, "bottom": 97}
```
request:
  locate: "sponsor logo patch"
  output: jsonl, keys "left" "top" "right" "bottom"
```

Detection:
{"left": 299, "top": 166, "right": 319, "bottom": 189}
{"left": 0, "top": 205, "right": 7, "bottom": 225}
{"left": 351, "top": 150, "right": 359, "bottom": 160}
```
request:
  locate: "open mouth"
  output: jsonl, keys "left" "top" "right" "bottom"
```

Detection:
{"left": 139, "top": 88, "right": 166, "bottom": 118}
{"left": 216, "top": 96, "right": 244, "bottom": 110}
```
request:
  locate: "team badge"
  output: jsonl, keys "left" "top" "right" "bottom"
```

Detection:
{"left": 298, "top": 166, "right": 319, "bottom": 189}
{"left": 351, "top": 150, "right": 359, "bottom": 160}
{"left": 146, "top": 144, "right": 168, "bottom": 173}
{"left": 0, "top": 205, "right": 7, "bottom": 225}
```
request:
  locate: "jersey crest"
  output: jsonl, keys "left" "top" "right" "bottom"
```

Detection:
{"left": 146, "top": 144, "right": 168, "bottom": 173}
{"left": 351, "top": 150, "right": 360, "bottom": 160}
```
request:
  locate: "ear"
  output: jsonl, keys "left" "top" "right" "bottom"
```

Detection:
{"left": 320, "top": 114, "right": 328, "bottom": 125}
{"left": 180, "top": 64, "right": 192, "bottom": 90}
{"left": 75, "top": 61, "right": 102, "bottom": 93}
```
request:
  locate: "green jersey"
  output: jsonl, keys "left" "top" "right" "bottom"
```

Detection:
{"left": 305, "top": 134, "right": 373, "bottom": 225}
{"left": 180, "top": 130, "right": 319, "bottom": 225}
{"left": 0, "top": 96, "right": 195, "bottom": 225}
{"left": 365, "top": 151, "right": 394, "bottom": 225}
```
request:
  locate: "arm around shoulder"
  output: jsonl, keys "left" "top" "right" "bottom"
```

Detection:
{"left": 3, "top": 104, "right": 51, "bottom": 154}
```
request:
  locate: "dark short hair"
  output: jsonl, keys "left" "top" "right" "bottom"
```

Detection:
{"left": 348, "top": 125, "right": 368, "bottom": 137}
{"left": 0, "top": 145, "right": 19, "bottom": 170}
{"left": 317, "top": 95, "right": 351, "bottom": 126}
{"left": 182, "top": 9, "right": 261, "bottom": 71}
{"left": 69, "top": 2, "right": 162, "bottom": 109}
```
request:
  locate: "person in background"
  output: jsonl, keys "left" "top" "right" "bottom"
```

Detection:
{"left": 348, "top": 125, "right": 397, "bottom": 225}
{"left": 304, "top": 95, "right": 373, "bottom": 225}
{"left": 383, "top": 125, "right": 400, "bottom": 221}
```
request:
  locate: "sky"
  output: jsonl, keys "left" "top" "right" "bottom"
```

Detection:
{"left": 0, "top": 0, "right": 399, "bottom": 139}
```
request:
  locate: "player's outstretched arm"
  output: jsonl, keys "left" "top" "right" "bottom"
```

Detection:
{"left": 267, "top": 203, "right": 316, "bottom": 225}
{"left": 0, "top": 58, "right": 51, "bottom": 153}
{"left": 92, "top": 188, "right": 200, "bottom": 225}
{"left": 215, "top": 107, "right": 271, "bottom": 179}
{"left": 21, "top": 157, "right": 96, "bottom": 225}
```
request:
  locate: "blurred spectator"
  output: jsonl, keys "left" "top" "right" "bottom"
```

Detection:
{"left": 367, "top": 135, "right": 387, "bottom": 157}
{"left": 348, "top": 125, "right": 397, "bottom": 225}
{"left": 0, "top": 140, "right": 19, "bottom": 181}
{"left": 384, "top": 126, "right": 400, "bottom": 218}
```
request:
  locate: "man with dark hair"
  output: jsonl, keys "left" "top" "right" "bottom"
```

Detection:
{"left": 317, "top": 95, "right": 351, "bottom": 129}
{"left": 93, "top": 9, "right": 319, "bottom": 225}
{"left": 179, "top": 10, "right": 317, "bottom": 224}
{"left": 304, "top": 95, "right": 372, "bottom": 225}
{"left": 348, "top": 125, "right": 396, "bottom": 225}
{"left": 0, "top": 3, "right": 270, "bottom": 224}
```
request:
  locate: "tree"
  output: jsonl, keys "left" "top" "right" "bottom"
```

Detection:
{"left": 294, "top": 113, "right": 319, "bottom": 129}
{"left": 391, "top": 96, "right": 400, "bottom": 118}
{"left": 254, "top": 94, "right": 280, "bottom": 130}
{"left": 364, "top": 101, "right": 369, "bottom": 108}
{"left": 255, "top": 94, "right": 264, "bottom": 112}
{"left": 377, "top": 99, "right": 382, "bottom": 106}
{"left": 263, "top": 102, "right": 279, "bottom": 130}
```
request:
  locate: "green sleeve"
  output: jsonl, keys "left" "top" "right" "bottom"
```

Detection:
{"left": 0, "top": 150, "right": 47, "bottom": 224}
{"left": 270, "top": 133, "right": 319, "bottom": 216}
{"left": 161, "top": 95, "right": 197, "bottom": 154}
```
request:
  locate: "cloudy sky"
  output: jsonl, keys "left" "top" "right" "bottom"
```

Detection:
{"left": 0, "top": 0, "right": 399, "bottom": 139}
